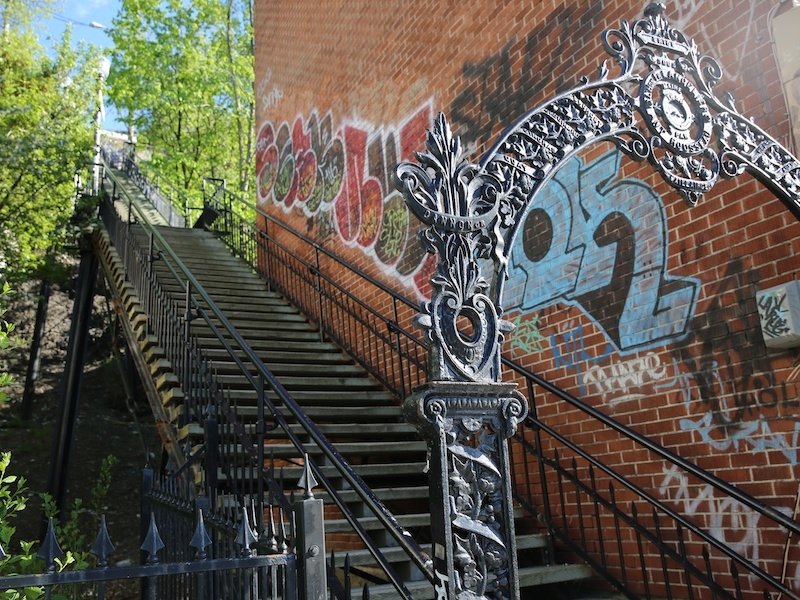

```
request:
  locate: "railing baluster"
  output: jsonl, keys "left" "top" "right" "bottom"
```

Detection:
{"left": 653, "top": 509, "right": 672, "bottom": 600}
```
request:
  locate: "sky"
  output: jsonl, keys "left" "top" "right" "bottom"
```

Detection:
{"left": 42, "top": 0, "right": 124, "bottom": 130}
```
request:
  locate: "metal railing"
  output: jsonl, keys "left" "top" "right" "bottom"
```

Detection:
{"left": 98, "top": 161, "right": 430, "bottom": 599}
{"left": 103, "top": 145, "right": 189, "bottom": 228}
{"left": 201, "top": 179, "right": 800, "bottom": 600}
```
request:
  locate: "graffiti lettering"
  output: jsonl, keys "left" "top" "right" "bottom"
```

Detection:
{"left": 551, "top": 323, "right": 612, "bottom": 394}
{"left": 451, "top": 2, "right": 604, "bottom": 152}
{"left": 256, "top": 103, "right": 436, "bottom": 299}
{"left": 658, "top": 464, "right": 784, "bottom": 565}
{"left": 257, "top": 68, "right": 284, "bottom": 111}
{"left": 509, "top": 313, "right": 548, "bottom": 355}
{"left": 505, "top": 149, "right": 700, "bottom": 354}
{"left": 671, "top": 260, "right": 800, "bottom": 464}
{"left": 584, "top": 352, "right": 671, "bottom": 405}
{"left": 758, "top": 291, "right": 791, "bottom": 339}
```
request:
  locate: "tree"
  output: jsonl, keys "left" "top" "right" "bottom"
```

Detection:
{"left": 0, "top": 3, "right": 101, "bottom": 282}
{"left": 108, "top": 0, "right": 255, "bottom": 199}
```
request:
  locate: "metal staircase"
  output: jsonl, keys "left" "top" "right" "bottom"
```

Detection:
{"left": 95, "top": 163, "right": 593, "bottom": 598}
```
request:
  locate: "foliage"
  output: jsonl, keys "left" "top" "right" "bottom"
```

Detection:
{"left": 0, "top": 5, "right": 101, "bottom": 282}
{"left": 89, "top": 454, "right": 118, "bottom": 523}
{"left": 0, "top": 451, "right": 42, "bottom": 600}
{"left": 0, "top": 453, "right": 117, "bottom": 599}
{"left": 0, "top": 283, "right": 18, "bottom": 403}
{"left": 108, "top": 0, "right": 255, "bottom": 201}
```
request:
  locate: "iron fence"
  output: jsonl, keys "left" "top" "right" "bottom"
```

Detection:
{"left": 0, "top": 469, "right": 296, "bottom": 600}
{"left": 201, "top": 179, "right": 800, "bottom": 600}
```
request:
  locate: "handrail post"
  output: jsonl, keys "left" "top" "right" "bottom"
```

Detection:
{"left": 312, "top": 247, "right": 324, "bottom": 342}
{"left": 391, "top": 298, "right": 406, "bottom": 399}
{"left": 182, "top": 281, "right": 193, "bottom": 428}
{"left": 294, "top": 460, "right": 326, "bottom": 600}
{"left": 527, "top": 380, "right": 556, "bottom": 562}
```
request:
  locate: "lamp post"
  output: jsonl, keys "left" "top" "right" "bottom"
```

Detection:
{"left": 92, "top": 56, "right": 111, "bottom": 196}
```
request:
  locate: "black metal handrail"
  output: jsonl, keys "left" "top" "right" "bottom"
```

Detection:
{"left": 202, "top": 179, "right": 800, "bottom": 600}
{"left": 99, "top": 162, "right": 429, "bottom": 598}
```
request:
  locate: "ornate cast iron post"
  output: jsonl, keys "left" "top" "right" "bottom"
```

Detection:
{"left": 395, "top": 3, "right": 800, "bottom": 599}
{"left": 394, "top": 115, "right": 528, "bottom": 599}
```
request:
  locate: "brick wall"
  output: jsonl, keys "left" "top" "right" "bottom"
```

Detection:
{"left": 254, "top": 0, "right": 800, "bottom": 596}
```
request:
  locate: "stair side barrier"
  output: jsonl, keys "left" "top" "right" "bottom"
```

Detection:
{"left": 99, "top": 165, "right": 426, "bottom": 600}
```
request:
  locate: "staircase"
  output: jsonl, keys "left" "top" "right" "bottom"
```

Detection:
{"left": 96, "top": 159, "right": 593, "bottom": 597}
{"left": 136, "top": 223, "right": 591, "bottom": 598}
{"left": 99, "top": 152, "right": 800, "bottom": 600}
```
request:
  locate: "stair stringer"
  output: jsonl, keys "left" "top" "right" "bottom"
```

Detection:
{"left": 93, "top": 227, "right": 193, "bottom": 477}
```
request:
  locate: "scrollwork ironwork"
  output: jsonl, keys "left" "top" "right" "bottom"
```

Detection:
{"left": 404, "top": 384, "right": 526, "bottom": 600}
{"left": 395, "top": 4, "right": 800, "bottom": 599}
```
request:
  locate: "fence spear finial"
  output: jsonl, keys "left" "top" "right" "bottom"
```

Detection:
{"left": 190, "top": 507, "right": 212, "bottom": 559}
{"left": 37, "top": 517, "right": 65, "bottom": 572}
{"left": 90, "top": 514, "right": 116, "bottom": 567}
{"left": 141, "top": 513, "right": 165, "bottom": 564}
{"left": 297, "top": 453, "right": 318, "bottom": 499}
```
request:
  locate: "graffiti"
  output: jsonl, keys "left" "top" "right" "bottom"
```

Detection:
{"left": 509, "top": 313, "right": 548, "bottom": 355}
{"left": 584, "top": 352, "right": 671, "bottom": 406}
{"left": 551, "top": 322, "right": 612, "bottom": 395}
{"left": 658, "top": 464, "right": 790, "bottom": 567}
{"left": 451, "top": 2, "right": 605, "bottom": 152}
{"left": 505, "top": 149, "right": 700, "bottom": 354}
{"left": 758, "top": 290, "right": 791, "bottom": 339}
{"left": 666, "top": 0, "right": 704, "bottom": 30}
{"left": 256, "top": 68, "right": 284, "bottom": 111}
{"left": 255, "top": 103, "right": 437, "bottom": 299}
{"left": 666, "top": 260, "right": 800, "bottom": 464}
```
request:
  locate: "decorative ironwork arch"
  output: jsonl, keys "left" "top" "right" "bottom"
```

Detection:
{"left": 393, "top": 4, "right": 800, "bottom": 599}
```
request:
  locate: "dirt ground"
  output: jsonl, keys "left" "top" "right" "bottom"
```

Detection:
{"left": 0, "top": 275, "right": 162, "bottom": 589}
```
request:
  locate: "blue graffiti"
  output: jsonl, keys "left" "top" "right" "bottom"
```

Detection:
{"left": 551, "top": 324, "right": 613, "bottom": 394}
{"left": 505, "top": 149, "right": 700, "bottom": 354}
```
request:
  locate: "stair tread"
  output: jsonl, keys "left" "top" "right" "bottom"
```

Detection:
{"left": 340, "top": 533, "right": 549, "bottom": 567}
{"left": 361, "top": 564, "right": 593, "bottom": 599}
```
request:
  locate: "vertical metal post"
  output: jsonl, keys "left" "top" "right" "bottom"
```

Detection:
{"left": 390, "top": 298, "right": 406, "bottom": 399}
{"left": 293, "top": 460, "right": 326, "bottom": 600}
{"left": 312, "top": 247, "right": 324, "bottom": 342}
{"left": 43, "top": 236, "right": 98, "bottom": 528}
{"left": 395, "top": 115, "right": 528, "bottom": 600}
{"left": 182, "top": 282, "right": 193, "bottom": 427}
{"left": 21, "top": 279, "right": 51, "bottom": 420}
{"left": 140, "top": 467, "right": 154, "bottom": 600}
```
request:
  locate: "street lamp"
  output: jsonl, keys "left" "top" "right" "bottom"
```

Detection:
{"left": 92, "top": 56, "right": 111, "bottom": 195}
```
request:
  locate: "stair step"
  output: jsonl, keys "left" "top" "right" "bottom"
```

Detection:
{"left": 235, "top": 405, "right": 403, "bottom": 421}
{"left": 198, "top": 340, "right": 343, "bottom": 354}
{"left": 217, "top": 461, "right": 426, "bottom": 484}
{"left": 209, "top": 351, "right": 352, "bottom": 367}
{"left": 342, "top": 533, "right": 549, "bottom": 568}
{"left": 316, "top": 485, "right": 430, "bottom": 505}
{"left": 361, "top": 564, "right": 593, "bottom": 600}
{"left": 224, "top": 441, "right": 426, "bottom": 459}
{"left": 229, "top": 389, "right": 396, "bottom": 405}
{"left": 190, "top": 421, "right": 418, "bottom": 440}
{"left": 207, "top": 373, "right": 382, "bottom": 391}
{"left": 209, "top": 361, "right": 365, "bottom": 377}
